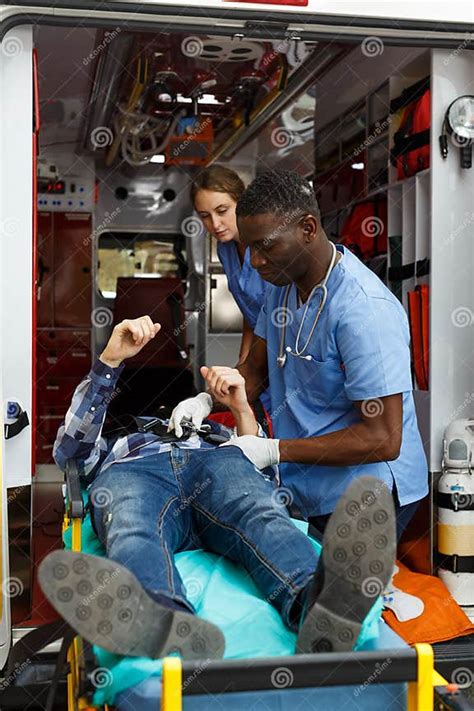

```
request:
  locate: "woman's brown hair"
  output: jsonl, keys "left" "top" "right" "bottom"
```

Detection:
{"left": 191, "top": 165, "right": 246, "bottom": 205}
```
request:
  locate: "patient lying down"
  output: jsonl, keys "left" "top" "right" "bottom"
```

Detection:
{"left": 39, "top": 315, "right": 396, "bottom": 661}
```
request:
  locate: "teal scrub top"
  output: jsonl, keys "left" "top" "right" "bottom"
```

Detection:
{"left": 254, "top": 245, "right": 428, "bottom": 517}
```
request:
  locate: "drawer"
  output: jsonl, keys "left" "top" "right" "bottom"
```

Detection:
{"left": 37, "top": 347, "right": 91, "bottom": 378}
{"left": 36, "top": 377, "right": 80, "bottom": 410}
{"left": 37, "top": 329, "right": 91, "bottom": 351}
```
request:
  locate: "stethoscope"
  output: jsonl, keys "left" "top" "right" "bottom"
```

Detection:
{"left": 276, "top": 242, "right": 338, "bottom": 368}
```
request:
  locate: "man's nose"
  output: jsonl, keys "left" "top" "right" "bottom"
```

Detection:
{"left": 250, "top": 247, "right": 266, "bottom": 270}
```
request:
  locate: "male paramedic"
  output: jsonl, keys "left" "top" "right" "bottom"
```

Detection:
{"left": 39, "top": 316, "right": 396, "bottom": 661}
{"left": 171, "top": 170, "right": 428, "bottom": 540}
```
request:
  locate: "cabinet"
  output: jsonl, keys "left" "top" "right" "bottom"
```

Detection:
{"left": 36, "top": 212, "right": 92, "bottom": 463}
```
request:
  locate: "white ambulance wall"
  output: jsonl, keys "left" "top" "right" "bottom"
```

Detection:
{"left": 0, "top": 27, "right": 33, "bottom": 488}
{"left": 429, "top": 49, "right": 474, "bottom": 471}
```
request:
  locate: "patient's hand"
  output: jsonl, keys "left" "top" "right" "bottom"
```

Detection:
{"left": 100, "top": 316, "right": 161, "bottom": 368}
{"left": 201, "top": 366, "right": 250, "bottom": 414}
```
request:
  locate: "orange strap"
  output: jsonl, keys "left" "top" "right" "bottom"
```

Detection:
{"left": 407, "top": 289, "right": 428, "bottom": 390}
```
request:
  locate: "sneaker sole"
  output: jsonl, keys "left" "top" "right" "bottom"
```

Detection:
{"left": 38, "top": 550, "right": 225, "bottom": 660}
{"left": 296, "top": 476, "right": 396, "bottom": 654}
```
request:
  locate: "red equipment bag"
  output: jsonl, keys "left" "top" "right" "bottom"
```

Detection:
{"left": 391, "top": 80, "right": 430, "bottom": 180}
{"left": 339, "top": 197, "right": 388, "bottom": 261}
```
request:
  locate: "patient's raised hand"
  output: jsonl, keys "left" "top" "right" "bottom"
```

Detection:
{"left": 99, "top": 316, "right": 161, "bottom": 368}
{"left": 201, "top": 366, "right": 250, "bottom": 414}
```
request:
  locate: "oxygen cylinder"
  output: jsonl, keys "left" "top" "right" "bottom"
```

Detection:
{"left": 437, "top": 419, "right": 474, "bottom": 617}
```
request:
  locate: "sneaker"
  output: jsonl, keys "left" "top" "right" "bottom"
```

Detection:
{"left": 296, "top": 475, "right": 396, "bottom": 654}
{"left": 38, "top": 550, "right": 225, "bottom": 660}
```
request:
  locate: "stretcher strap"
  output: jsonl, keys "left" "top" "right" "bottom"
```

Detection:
{"left": 436, "top": 552, "right": 474, "bottom": 574}
{"left": 407, "top": 289, "right": 428, "bottom": 390}
{"left": 390, "top": 76, "right": 430, "bottom": 114}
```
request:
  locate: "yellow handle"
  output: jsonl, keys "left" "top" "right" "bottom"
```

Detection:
{"left": 161, "top": 657, "right": 182, "bottom": 711}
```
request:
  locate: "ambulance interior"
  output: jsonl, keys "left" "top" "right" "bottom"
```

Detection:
{"left": 4, "top": 15, "right": 474, "bottom": 709}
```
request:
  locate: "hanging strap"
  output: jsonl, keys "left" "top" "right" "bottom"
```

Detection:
{"left": 418, "top": 284, "right": 430, "bottom": 389}
{"left": 407, "top": 289, "right": 428, "bottom": 390}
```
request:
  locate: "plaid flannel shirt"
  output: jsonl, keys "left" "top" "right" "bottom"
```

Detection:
{"left": 53, "top": 359, "right": 235, "bottom": 484}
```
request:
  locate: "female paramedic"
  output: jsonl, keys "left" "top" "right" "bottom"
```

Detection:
{"left": 167, "top": 166, "right": 270, "bottom": 437}
{"left": 202, "top": 170, "right": 429, "bottom": 541}
{"left": 190, "top": 165, "right": 266, "bottom": 365}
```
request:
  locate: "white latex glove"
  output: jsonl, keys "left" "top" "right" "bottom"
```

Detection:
{"left": 167, "top": 392, "right": 213, "bottom": 438}
{"left": 220, "top": 435, "right": 280, "bottom": 470}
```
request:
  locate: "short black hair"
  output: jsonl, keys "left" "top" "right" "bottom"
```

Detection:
{"left": 236, "top": 170, "right": 320, "bottom": 222}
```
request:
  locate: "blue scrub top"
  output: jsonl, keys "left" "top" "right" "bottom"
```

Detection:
{"left": 217, "top": 240, "right": 271, "bottom": 411}
{"left": 217, "top": 240, "right": 267, "bottom": 330}
{"left": 254, "top": 245, "right": 428, "bottom": 517}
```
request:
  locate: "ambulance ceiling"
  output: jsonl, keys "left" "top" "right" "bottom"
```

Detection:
{"left": 35, "top": 25, "right": 346, "bottom": 174}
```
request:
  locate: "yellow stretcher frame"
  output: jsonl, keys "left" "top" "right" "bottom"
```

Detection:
{"left": 62, "top": 471, "right": 452, "bottom": 711}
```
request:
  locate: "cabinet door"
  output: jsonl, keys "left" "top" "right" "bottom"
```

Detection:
{"left": 53, "top": 213, "right": 92, "bottom": 327}
{"left": 37, "top": 212, "right": 54, "bottom": 326}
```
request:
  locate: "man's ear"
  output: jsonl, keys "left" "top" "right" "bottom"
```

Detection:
{"left": 300, "top": 215, "right": 318, "bottom": 242}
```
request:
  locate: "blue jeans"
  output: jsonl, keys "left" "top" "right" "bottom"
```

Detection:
{"left": 89, "top": 446, "right": 318, "bottom": 630}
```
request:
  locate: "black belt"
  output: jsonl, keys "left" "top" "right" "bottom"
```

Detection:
{"left": 436, "top": 552, "right": 474, "bottom": 574}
